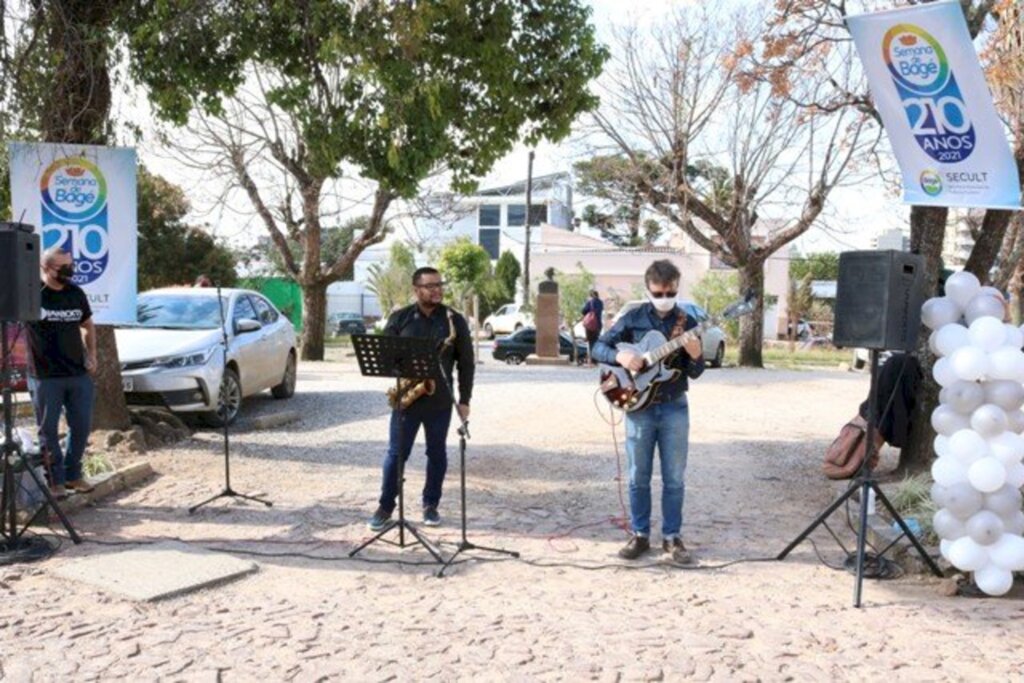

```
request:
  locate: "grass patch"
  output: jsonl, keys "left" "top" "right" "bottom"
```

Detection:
{"left": 887, "top": 472, "right": 938, "bottom": 545}
{"left": 724, "top": 345, "right": 851, "bottom": 369}
{"left": 83, "top": 452, "right": 115, "bottom": 478}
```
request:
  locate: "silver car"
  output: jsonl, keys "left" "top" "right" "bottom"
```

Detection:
{"left": 115, "top": 288, "right": 298, "bottom": 425}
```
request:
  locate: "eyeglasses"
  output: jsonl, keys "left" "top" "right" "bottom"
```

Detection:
{"left": 415, "top": 282, "right": 447, "bottom": 291}
{"left": 648, "top": 290, "right": 678, "bottom": 299}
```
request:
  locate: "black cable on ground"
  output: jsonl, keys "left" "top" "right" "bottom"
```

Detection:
{"left": 0, "top": 533, "right": 61, "bottom": 566}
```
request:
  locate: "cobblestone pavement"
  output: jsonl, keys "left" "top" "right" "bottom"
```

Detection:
{"left": 2, "top": 357, "right": 1024, "bottom": 681}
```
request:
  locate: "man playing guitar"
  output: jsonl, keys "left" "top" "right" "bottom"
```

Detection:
{"left": 592, "top": 260, "right": 704, "bottom": 563}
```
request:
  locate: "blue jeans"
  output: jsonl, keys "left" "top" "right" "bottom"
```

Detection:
{"left": 28, "top": 374, "right": 95, "bottom": 485}
{"left": 624, "top": 395, "right": 690, "bottom": 537}
{"left": 379, "top": 406, "right": 452, "bottom": 513}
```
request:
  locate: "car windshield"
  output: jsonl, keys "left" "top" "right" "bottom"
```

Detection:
{"left": 135, "top": 293, "right": 225, "bottom": 330}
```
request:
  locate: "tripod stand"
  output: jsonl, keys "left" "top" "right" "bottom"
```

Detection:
{"left": 777, "top": 348, "right": 943, "bottom": 607}
{"left": 348, "top": 334, "right": 445, "bottom": 564}
{"left": 1, "top": 321, "right": 81, "bottom": 560}
{"left": 434, "top": 356, "right": 517, "bottom": 577}
{"left": 189, "top": 287, "right": 272, "bottom": 513}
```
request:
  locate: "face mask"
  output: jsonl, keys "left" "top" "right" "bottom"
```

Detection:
{"left": 647, "top": 293, "right": 677, "bottom": 313}
{"left": 56, "top": 265, "right": 74, "bottom": 284}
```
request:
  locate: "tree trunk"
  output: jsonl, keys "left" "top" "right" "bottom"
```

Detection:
{"left": 738, "top": 263, "right": 764, "bottom": 368}
{"left": 40, "top": 1, "right": 130, "bottom": 431}
{"left": 963, "top": 209, "right": 1014, "bottom": 281}
{"left": 900, "top": 205, "right": 949, "bottom": 474}
{"left": 300, "top": 282, "right": 327, "bottom": 361}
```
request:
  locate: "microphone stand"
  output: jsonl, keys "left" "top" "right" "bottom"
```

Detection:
{"left": 435, "top": 334, "right": 518, "bottom": 578}
{"left": 189, "top": 285, "right": 272, "bottom": 513}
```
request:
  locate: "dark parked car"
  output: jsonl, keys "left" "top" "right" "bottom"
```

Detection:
{"left": 492, "top": 327, "right": 588, "bottom": 365}
{"left": 330, "top": 312, "right": 367, "bottom": 336}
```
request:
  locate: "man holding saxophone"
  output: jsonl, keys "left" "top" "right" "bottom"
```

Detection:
{"left": 368, "top": 267, "right": 475, "bottom": 531}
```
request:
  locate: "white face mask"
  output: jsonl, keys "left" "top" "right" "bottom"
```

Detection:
{"left": 647, "top": 293, "right": 677, "bottom": 313}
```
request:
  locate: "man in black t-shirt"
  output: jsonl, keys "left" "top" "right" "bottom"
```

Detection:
{"left": 26, "top": 246, "right": 98, "bottom": 497}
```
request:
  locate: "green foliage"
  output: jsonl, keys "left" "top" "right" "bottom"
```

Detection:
{"left": 889, "top": 473, "right": 938, "bottom": 543}
{"left": 83, "top": 452, "right": 115, "bottom": 478}
{"left": 137, "top": 167, "right": 237, "bottom": 290}
{"left": 438, "top": 238, "right": 491, "bottom": 307}
{"left": 127, "top": 1, "right": 608, "bottom": 197}
{"left": 554, "top": 263, "right": 596, "bottom": 335}
{"left": 367, "top": 242, "right": 416, "bottom": 315}
{"left": 691, "top": 272, "right": 740, "bottom": 339}
{"left": 494, "top": 251, "right": 521, "bottom": 300}
{"left": 250, "top": 216, "right": 364, "bottom": 281}
{"left": 790, "top": 252, "right": 840, "bottom": 281}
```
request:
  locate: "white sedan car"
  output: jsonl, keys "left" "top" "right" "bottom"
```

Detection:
{"left": 482, "top": 303, "right": 534, "bottom": 339}
{"left": 115, "top": 288, "right": 297, "bottom": 426}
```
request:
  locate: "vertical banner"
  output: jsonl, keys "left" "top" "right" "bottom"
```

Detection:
{"left": 8, "top": 142, "right": 137, "bottom": 323}
{"left": 847, "top": 2, "right": 1021, "bottom": 209}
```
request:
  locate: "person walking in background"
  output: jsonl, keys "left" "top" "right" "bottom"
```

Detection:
{"left": 26, "top": 246, "right": 97, "bottom": 498}
{"left": 580, "top": 289, "right": 604, "bottom": 366}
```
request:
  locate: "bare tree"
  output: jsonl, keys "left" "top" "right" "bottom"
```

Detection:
{"left": 586, "top": 8, "right": 875, "bottom": 366}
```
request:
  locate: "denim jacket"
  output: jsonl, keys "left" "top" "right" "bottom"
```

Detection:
{"left": 592, "top": 302, "right": 705, "bottom": 402}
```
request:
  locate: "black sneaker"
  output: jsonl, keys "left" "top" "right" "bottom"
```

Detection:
{"left": 617, "top": 534, "right": 650, "bottom": 560}
{"left": 368, "top": 507, "right": 393, "bottom": 532}
{"left": 422, "top": 506, "right": 441, "bottom": 527}
{"left": 663, "top": 536, "right": 692, "bottom": 564}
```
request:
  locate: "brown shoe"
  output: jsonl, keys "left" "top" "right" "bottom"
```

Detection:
{"left": 663, "top": 536, "right": 692, "bottom": 564}
{"left": 50, "top": 484, "right": 68, "bottom": 500}
{"left": 617, "top": 535, "right": 650, "bottom": 560}
{"left": 65, "top": 479, "right": 95, "bottom": 493}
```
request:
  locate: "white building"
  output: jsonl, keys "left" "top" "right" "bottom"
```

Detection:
{"left": 872, "top": 228, "right": 910, "bottom": 251}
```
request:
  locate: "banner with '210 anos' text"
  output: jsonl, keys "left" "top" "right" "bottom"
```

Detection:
{"left": 847, "top": 2, "right": 1021, "bottom": 209}
{"left": 8, "top": 142, "right": 138, "bottom": 324}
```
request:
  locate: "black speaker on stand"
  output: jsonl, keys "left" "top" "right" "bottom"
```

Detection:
{"left": 1, "top": 222, "right": 82, "bottom": 563}
{"left": 778, "top": 250, "right": 943, "bottom": 607}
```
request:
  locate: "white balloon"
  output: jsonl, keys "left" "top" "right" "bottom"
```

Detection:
{"left": 934, "top": 323, "right": 971, "bottom": 357}
{"left": 940, "top": 538, "right": 954, "bottom": 561}
{"left": 944, "top": 481, "right": 985, "bottom": 519}
{"left": 971, "top": 404, "right": 1010, "bottom": 438}
{"left": 934, "top": 434, "right": 952, "bottom": 458}
{"left": 979, "top": 286, "right": 1006, "bottom": 299}
{"left": 965, "top": 296, "right": 1007, "bottom": 325}
{"left": 931, "top": 405, "right": 970, "bottom": 436}
{"left": 969, "top": 316, "right": 1008, "bottom": 351}
{"left": 969, "top": 457, "right": 1008, "bottom": 493}
{"left": 1006, "top": 511, "right": 1024, "bottom": 535}
{"left": 1006, "top": 462, "right": 1024, "bottom": 489}
{"left": 946, "top": 271, "right": 982, "bottom": 309}
{"left": 932, "top": 455, "right": 968, "bottom": 486}
{"left": 932, "top": 357, "right": 960, "bottom": 387}
{"left": 974, "top": 564, "right": 1015, "bottom": 596}
{"left": 984, "top": 485, "right": 1023, "bottom": 517}
{"left": 922, "top": 297, "right": 963, "bottom": 330}
{"left": 983, "top": 380, "right": 1024, "bottom": 412}
{"left": 940, "top": 381, "right": 986, "bottom": 414}
{"left": 948, "top": 535, "right": 989, "bottom": 571}
{"left": 950, "top": 346, "right": 989, "bottom": 382}
{"left": 928, "top": 329, "right": 941, "bottom": 356}
{"left": 933, "top": 508, "right": 968, "bottom": 539}
{"left": 1008, "top": 410, "right": 1024, "bottom": 434}
{"left": 987, "top": 534, "right": 1024, "bottom": 572}
{"left": 931, "top": 482, "right": 951, "bottom": 508}
{"left": 967, "top": 510, "right": 1006, "bottom": 545}
{"left": 987, "top": 347, "right": 1024, "bottom": 382}
{"left": 949, "top": 429, "right": 988, "bottom": 463}
{"left": 1004, "top": 324, "right": 1024, "bottom": 350}
{"left": 987, "top": 431, "right": 1024, "bottom": 465}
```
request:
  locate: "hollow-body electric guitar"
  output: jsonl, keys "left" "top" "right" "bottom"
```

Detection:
{"left": 599, "top": 328, "right": 701, "bottom": 412}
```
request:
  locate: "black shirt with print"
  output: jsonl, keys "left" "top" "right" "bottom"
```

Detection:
{"left": 26, "top": 284, "right": 92, "bottom": 378}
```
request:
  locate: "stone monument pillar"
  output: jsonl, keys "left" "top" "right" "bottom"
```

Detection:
{"left": 536, "top": 278, "right": 560, "bottom": 359}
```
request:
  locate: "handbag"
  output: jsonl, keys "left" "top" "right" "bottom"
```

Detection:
{"left": 823, "top": 415, "right": 884, "bottom": 480}
{"left": 582, "top": 310, "right": 600, "bottom": 333}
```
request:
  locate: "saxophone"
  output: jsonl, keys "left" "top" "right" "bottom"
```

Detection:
{"left": 386, "top": 308, "right": 457, "bottom": 409}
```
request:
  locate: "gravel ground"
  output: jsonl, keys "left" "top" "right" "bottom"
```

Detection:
{"left": 2, "top": 354, "right": 1024, "bottom": 681}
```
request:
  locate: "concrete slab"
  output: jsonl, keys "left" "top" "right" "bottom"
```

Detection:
{"left": 51, "top": 541, "right": 258, "bottom": 602}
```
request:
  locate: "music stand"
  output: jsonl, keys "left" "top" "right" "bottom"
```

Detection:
{"left": 348, "top": 334, "right": 445, "bottom": 564}
{"left": 777, "top": 349, "right": 943, "bottom": 607}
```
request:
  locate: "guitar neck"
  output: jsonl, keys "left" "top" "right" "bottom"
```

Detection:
{"left": 646, "top": 331, "right": 694, "bottom": 365}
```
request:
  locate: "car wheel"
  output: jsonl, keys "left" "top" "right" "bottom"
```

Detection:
{"left": 272, "top": 352, "right": 297, "bottom": 399}
{"left": 201, "top": 367, "right": 242, "bottom": 427}
{"left": 710, "top": 342, "right": 725, "bottom": 368}
{"left": 484, "top": 323, "right": 494, "bottom": 339}
{"left": 505, "top": 353, "right": 524, "bottom": 365}
{"left": 852, "top": 353, "right": 866, "bottom": 370}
